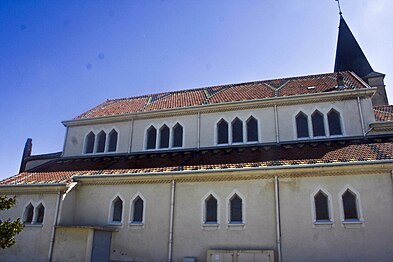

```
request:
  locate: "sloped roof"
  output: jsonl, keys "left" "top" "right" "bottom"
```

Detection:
{"left": 374, "top": 105, "right": 393, "bottom": 121}
{"left": 2, "top": 137, "right": 393, "bottom": 185}
{"left": 74, "top": 71, "right": 367, "bottom": 120}
{"left": 334, "top": 15, "right": 374, "bottom": 78}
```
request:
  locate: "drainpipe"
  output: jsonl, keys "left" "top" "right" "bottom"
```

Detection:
{"left": 128, "top": 119, "right": 134, "bottom": 153}
{"left": 357, "top": 97, "right": 366, "bottom": 136}
{"left": 47, "top": 191, "right": 62, "bottom": 262}
{"left": 274, "top": 176, "right": 282, "bottom": 262}
{"left": 168, "top": 180, "right": 176, "bottom": 262}
{"left": 197, "top": 112, "right": 201, "bottom": 149}
{"left": 274, "top": 105, "right": 280, "bottom": 143}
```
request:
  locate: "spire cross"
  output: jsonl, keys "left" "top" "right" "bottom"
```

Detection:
{"left": 335, "top": 0, "right": 343, "bottom": 15}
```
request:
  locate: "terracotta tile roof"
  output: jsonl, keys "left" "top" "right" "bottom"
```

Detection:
{"left": 373, "top": 106, "right": 393, "bottom": 121}
{"left": 2, "top": 137, "right": 393, "bottom": 186}
{"left": 74, "top": 71, "right": 367, "bottom": 120}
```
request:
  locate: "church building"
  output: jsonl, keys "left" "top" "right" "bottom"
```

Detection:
{"left": 1, "top": 13, "right": 393, "bottom": 262}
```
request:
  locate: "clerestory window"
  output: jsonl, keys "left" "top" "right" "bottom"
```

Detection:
{"left": 311, "top": 110, "right": 325, "bottom": 137}
{"left": 159, "top": 125, "right": 170, "bottom": 149}
{"left": 35, "top": 203, "right": 45, "bottom": 224}
{"left": 314, "top": 191, "right": 330, "bottom": 221}
{"left": 296, "top": 112, "right": 309, "bottom": 138}
{"left": 108, "top": 129, "right": 118, "bottom": 152}
{"left": 146, "top": 126, "right": 157, "bottom": 150}
{"left": 85, "top": 132, "right": 95, "bottom": 154}
{"left": 328, "top": 109, "right": 342, "bottom": 136}
{"left": 217, "top": 119, "right": 229, "bottom": 144}
{"left": 96, "top": 131, "right": 106, "bottom": 153}
{"left": 231, "top": 118, "right": 243, "bottom": 143}
{"left": 246, "top": 116, "right": 258, "bottom": 142}
{"left": 172, "top": 123, "right": 183, "bottom": 148}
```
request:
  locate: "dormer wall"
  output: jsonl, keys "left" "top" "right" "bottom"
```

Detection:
{"left": 62, "top": 97, "right": 376, "bottom": 157}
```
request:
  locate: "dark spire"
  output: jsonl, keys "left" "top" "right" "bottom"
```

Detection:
{"left": 334, "top": 15, "right": 374, "bottom": 78}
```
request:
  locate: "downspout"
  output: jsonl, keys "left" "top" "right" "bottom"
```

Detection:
{"left": 357, "top": 97, "right": 366, "bottom": 136}
{"left": 128, "top": 118, "right": 134, "bottom": 153}
{"left": 274, "top": 176, "right": 282, "bottom": 262}
{"left": 197, "top": 112, "right": 201, "bottom": 149}
{"left": 274, "top": 105, "right": 280, "bottom": 143}
{"left": 47, "top": 191, "right": 62, "bottom": 262}
{"left": 168, "top": 180, "right": 176, "bottom": 262}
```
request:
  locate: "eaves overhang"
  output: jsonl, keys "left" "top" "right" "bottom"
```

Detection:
{"left": 0, "top": 183, "right": 67, "bottom": 195}
{"left": 62, "top": 88, "right": 376, "bottom": 127}
{"left": 71, "top": 159, "right": 393, "bottom": 185}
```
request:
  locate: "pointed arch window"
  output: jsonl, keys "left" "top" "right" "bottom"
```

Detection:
{"left": 314, "top": 191, "right": 329, "bottom": 221}
{"left": 342, "top": 190, "right": 358, "bottom": 220}
{"left": 205, "top": 195, "right": 218, "bottom": 223}
{"left": 229, "top": 194, "right": 243, "bottom": 223}
{"left": 108, "top": 129, "right": 118, "bottom": 152}
{"left": 24, "top": 203, "right": 34, "bottom": 224}
{"left": 111, "top": 197, "right": 123, "bottom": 223}
{"left": 85, "top": 132, "right": 95, "bottom": 154}
{"left": 217, "top": 119, "right": 228, "bottom": 144}
{"left": 146, "top": 126, "right": 157, "bottom": 150}
{"left": 328, "top": 109, "right": 342, "bottom": 135}
{"left": 159, "top": 125, "right": 170, "bottom": 149}
{"left": 296, "top": 112, "right": 309, "bottom": 138}
{"left": 172, "top": 123, "right": 183, "bottom": 148}
{"left": 131, "top": 196, "right": 144, "bottom": 223}
{"left": 231, "top": 118, "right": 243, "bottom": 143}
{"left": 96, "top": 131, "right": 106, "bottom": 153}
{"left": 246, "top": 116, "right": 258, "bottom": 142}
{"left": 35, "top": 204, "right": 45, "bottom": 224}
{"left": 312, "top": 110, "right": 325, "bottom": 137}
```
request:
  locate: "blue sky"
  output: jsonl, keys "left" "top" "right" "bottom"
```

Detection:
{"left": 1, "top": 0, "right": 392, "bottom": 179}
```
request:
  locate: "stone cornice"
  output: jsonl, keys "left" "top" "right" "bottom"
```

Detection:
{"left": 72, "top": 160, "right": 393, "bottom": 185}
{"left": 0, "top": 184, "right": 67, "bottom": 195}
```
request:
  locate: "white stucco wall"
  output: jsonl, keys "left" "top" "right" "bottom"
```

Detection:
{"left": 279, "top": 173, "right": 393, "bottom": 262}
{"left": 172, "top": 180, "right": 277, "bottom": 261}
{"left": 63, "top": 121, "right": 131, "bottom": 157}
{"left": 0, "top": 193, "right": 59, "bottom": 262}
{"left": 63, "top": 97, "right": 377, "bottom": 157}
{"left": 72, "top": 183, "right": 172, "bottom": 261}
{"left": 130, "top": 114, "right": 198, "bottom": 152}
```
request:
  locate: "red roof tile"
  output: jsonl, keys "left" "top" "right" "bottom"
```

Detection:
{"left": 2, "top": 138, "right": 393, "bottom": 185}
{"left": 374, "top": 105, "right": 393, "bottom": 121}
{"left": 74, "top": 71, "right": 367, "bottom": 120}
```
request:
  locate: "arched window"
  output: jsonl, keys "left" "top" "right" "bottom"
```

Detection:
{"left": 229, "top": 194, "right": 242, "bottom": 223}
{"left": 131, "top": 196, "right": 144, "bottom": 223}
{"left": 24, "top": 203, "right": 34, "bottom": 223}
{"left": 85, "top": 132, "right": 95, "bottom": 154}
{"left": 217, "top": 119, "right": 228, "bottom": 144}
{"left": 314, "top": 191, "right": 329, "bottom": 221}
{"left": 159, "top": 125, "right": 170, "bottom": 149}
{"left": 205, "top": 195, "right": 218, "bottom": 223}
{"left": 296, "top": 112, "right": 309, "bottom": 138}
{"left": 328, "top": 109, "right": 342, "bottom": 136}
{"left": 108, "top": 129, "right": 118, "bottom": 152}
{"left": 35, "top": 204, "right": 45, "bottom": 224}
{"left": 112, "top": 197, "right": 123, "bottom": 222}
{"left": 231, "top": 118, "right": 243, "bottom": 143}
{"left": 172, "top": 123, "right": 183, "bottom": 148}
{"left": 96, "top": 131, "right": 106, "bottom": 153}
{"left": 311, "top": 110, "right": 325, "bottom": 137}
{"left": 146, "top": 126, "right": 157, "bottom": 150}
{"left": 342, "top": 190, "right": 358, "bottom": 220}
{"left": 246, "top": 116, "right": 258, "bottom": 142}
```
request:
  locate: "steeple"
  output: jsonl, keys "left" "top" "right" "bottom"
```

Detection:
{"left": 334, "top": 15, "right": 373, "bottom": 78}
{"left": 334, "top": 14, "right": 388, "bottom": 106}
